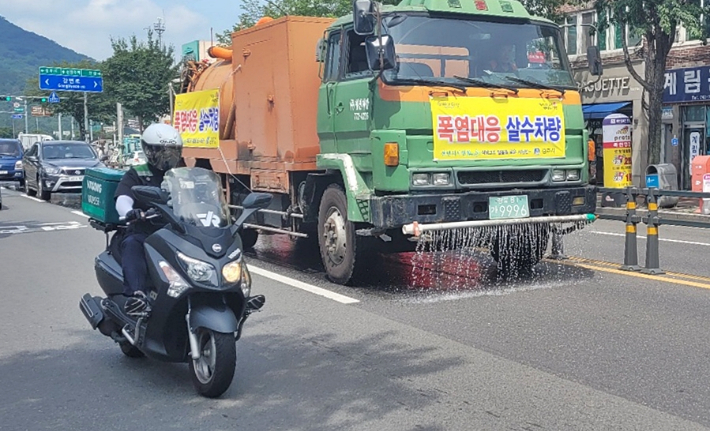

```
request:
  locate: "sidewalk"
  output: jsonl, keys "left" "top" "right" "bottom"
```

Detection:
{"left": 595, "top": 195, "right": 710, "bottom": 224}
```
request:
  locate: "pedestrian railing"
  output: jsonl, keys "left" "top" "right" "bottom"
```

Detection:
{"left": 596, "top": 187, "right": 710, "bottom": 274}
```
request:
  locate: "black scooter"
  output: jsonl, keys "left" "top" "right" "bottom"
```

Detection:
{"left": 79, "top": 167, "right": 271, "bottom": 398}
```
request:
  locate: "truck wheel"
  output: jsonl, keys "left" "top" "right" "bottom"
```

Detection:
{"left": 318, "top": 185, "right": 361, "bottom": 285}
{"left": 240, "top": 228, "right": 258, "bottom": 250}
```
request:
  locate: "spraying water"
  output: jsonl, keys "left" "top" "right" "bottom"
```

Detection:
{"left": 410, "top": 219, "right": 593, "bottom": 290}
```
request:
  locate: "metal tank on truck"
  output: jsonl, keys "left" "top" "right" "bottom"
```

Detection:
{"left": 176, "top": 0, "right": 602, "bottom": 285}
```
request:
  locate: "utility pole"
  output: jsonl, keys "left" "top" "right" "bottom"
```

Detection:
{"left": 58, "top": 113, "right": 62, "bottom": 139}
{"left": 83, "top": 92, "right": 89, "bottom": 143}
{"left": 117, "top": 102, "right": 124, "bottom": 151}
{"left": 89, "top": 119, "right": 94, "bottom": 142}
{"left": 23, "top": 98, "right": 28, "bottom": 133}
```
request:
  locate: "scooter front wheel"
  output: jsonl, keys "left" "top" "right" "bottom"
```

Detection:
{"left": 189, "top": 328, "right": 236, "bottom": 398}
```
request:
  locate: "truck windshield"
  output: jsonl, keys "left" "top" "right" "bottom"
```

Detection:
{"left": 383, "top": 15, "right": 576, "bottom": 89}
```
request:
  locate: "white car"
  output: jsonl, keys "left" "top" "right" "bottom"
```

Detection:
{"left": 124, "top": 151, "right": 147, "bottom": 166}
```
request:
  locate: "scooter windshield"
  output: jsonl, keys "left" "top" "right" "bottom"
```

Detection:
{"left": 163, "top": 167, "right": 231, "bottom": 228}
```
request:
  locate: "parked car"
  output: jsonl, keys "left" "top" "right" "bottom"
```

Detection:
{"left": 23, "top": 140, "right": 106, "bottom": 201}
{"left": 0, "top": 138, "right": 25, "bottom": 187}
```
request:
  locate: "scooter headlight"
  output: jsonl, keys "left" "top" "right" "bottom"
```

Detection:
{"left": 241, "top": 264, "right": 252, "bottom": 297}
{"left": 222, "top": 260, "right": 243, "bottom": 283}
{"left": 177, "top": 252, "right": 217, "bottom": 285}
{"left": 159, "top": 261, "right": 190, "bottom": 298}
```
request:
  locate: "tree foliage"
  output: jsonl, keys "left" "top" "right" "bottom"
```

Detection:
{"left": 520, "top": 0, "right": 577, "bottom": 22}
{"left": 595, "top": 0, "right": 708, "bottom": 165}
{"left": 102, "top": 31, "right": 178, "bottom": 131}
{"left": 217, "top": 0, "right": 399, "bottom": 45}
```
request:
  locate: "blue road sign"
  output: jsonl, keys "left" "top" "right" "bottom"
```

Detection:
{"left": 11, "top": 114, "right": 22, "bottom": 119}
{"left": 39, "top": 74, "right": 103, "bottom": 93}
{"left": 48, "top": 91, "right": 60, "bottom": 103}
{"left": 672, "top": 137, "right": 679, "bottom": 146}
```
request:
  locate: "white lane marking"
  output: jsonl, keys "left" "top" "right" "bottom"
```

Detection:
{"left": 72, "top": 210, "right": 90, "bottom": 218}
{"left": 21, "top": 195, "right": 44, "bottom": 202}
{"left": 590, "top": 230, "right": 710, "bottom": 247}
{"left": 248, "top": 265, "right": 360, "bottom": 304}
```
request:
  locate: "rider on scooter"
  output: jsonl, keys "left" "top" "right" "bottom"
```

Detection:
{"left": 114, "top": 123, "right": 183, "bottom": 315}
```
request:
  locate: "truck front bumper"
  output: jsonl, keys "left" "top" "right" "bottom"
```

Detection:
{"left": 369, "top": 186, "right": 596, "bottom": 230}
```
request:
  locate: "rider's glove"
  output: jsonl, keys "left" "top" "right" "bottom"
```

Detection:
{"left": 125, "top": 208, "right": 145, "bottom": 222}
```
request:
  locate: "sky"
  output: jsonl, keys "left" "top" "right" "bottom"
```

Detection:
{"left": 1, "top": 0, "right": 244, "bottom": 60}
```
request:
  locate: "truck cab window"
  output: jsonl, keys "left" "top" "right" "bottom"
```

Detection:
{"left": 324, "top": 32, "right": 342, "bottom": 82}
{"left": 345, "top": 30, "right": 372, "bottom": 77}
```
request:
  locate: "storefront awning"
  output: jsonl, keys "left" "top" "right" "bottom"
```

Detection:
{"left": 583, "top": 102, "right": 631, "bottom": 119}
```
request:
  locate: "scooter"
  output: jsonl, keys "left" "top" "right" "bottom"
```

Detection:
{"left": 79, "top": 167, "right": 272, "bottom": 398}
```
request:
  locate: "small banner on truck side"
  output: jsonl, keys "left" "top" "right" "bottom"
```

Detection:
{"left": 430, "top": 97, "right": 566, "bottom": 161}
{"left": 173, "top": 89, "right": 220, "bottom": 148}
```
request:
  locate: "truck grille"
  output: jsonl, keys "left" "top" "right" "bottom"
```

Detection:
{"left": 457, "top": 169, "right": 547, "bottom": 185}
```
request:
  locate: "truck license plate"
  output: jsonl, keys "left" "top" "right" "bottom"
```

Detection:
{"left": 489, "top": 196, "right": 530, "bottom": 220}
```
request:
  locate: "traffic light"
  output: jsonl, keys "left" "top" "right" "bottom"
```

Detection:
{"left": 3, "top": 96, "right": 9, "bottom": 101}
{"left": 41, "top": 97, "right": 47, "bottom": 103}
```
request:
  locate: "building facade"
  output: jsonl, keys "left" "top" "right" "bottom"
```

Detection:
{"left": 563, "top": 6, "right": 710, "bottom": 189}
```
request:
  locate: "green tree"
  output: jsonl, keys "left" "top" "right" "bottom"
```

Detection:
{"left": 24, "top": 59, "right": 114, "bottom": 141}
{"left": 0, "top": 127, "right": 13, "bottom": 138}
{"left": 520, "top": 0, "right": 577, "bottom": 21}
{"left": 595, "top": 0, "right": 707, "bottom": 165}
{"left": 102, "top": 31, "right": 178, "bottom": 131}
{"left": 217, "top": 0, "right": 399, "bottom": 45}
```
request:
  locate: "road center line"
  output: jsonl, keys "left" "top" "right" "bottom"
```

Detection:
{"left": 248, "top": 265, "right": 360, "bottom": 304}
{"left": 589, "top": 230, "right": 710, "bottom": 247}
{"left": 572, "top": 261, "right": 710, "bottom": 290}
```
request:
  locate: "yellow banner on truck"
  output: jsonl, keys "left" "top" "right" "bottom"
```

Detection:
{"left": 430, "top": 97, "right": 566, "bottom": 160}
{"left": 173, "top": 89, "right": 220, "bottom": 148}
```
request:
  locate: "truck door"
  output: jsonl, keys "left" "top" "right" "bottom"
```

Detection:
{"left": 317, "top": 30, "right": 343, "bottom": 155}
{"left": 331, "top": 28, "right": 373, "bottom": 155}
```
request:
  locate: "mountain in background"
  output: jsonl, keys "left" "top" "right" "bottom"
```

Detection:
{"left": 0, "top": 15, "right": 92, "bottom": 96}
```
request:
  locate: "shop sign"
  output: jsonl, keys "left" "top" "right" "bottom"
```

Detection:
{"left": 663, "top": 66, "right": 710, "bottom": 103}
{"left": 690, "top": 131, "right": 701, "bottom": 174}
{"left": 602, "top": 113, "right": 632, "bottom": 188}
{"left": 662, "top": 107, "right": 673, "bottom": 120}
{"left": 580, "top": 76, "right": 631, "bottom": 95}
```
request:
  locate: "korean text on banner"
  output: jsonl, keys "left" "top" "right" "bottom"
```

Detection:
{"left": 430, "top": 97, "right": 566, "bottom": 161}
{"left": 602, "top": 113, "right": 632, "bottom": 188}
{"left": 173, "top": 89, "right": 220, "bottom": 148}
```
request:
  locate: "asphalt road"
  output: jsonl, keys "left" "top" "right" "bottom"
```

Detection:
{"left": 2, "top": 187, "right": 710, "bottom": 430}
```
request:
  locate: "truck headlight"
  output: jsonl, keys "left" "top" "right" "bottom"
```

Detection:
{"left": 566, "top": 170, "right": 580, "bottom": 181}
{"left": 432, "top": 173, "right": 451, "bottom": 186}
{"left": 14, "top": 161, "right": 22, "bottom": 170}
{"left": 552, "top": 169, "right": 565, "bottom": 182}
{"left": 159, "top": 261, "right": 191, "bottom": 298}
{"left": 177, "top": 252, "right": 216, "bottom": 284}
{"left": 412, "top": 173, "right": 430, "bottom": 186}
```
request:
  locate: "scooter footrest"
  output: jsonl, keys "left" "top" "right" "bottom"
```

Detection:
{"left": 79, "top": 294, "right": 104, "bottom": 330}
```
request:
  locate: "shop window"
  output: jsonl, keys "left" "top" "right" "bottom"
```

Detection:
{"left": 684, "top": 105, "right": 706, "bottom": 122}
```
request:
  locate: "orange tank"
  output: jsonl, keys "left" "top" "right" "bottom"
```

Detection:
{"left": 182, "top": 16, "right": 335, "bottom": 193}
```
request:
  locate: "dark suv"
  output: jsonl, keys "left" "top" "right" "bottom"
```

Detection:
{"left": 0, "top": 139, "right": 25, "bottom": 187}
{"left": 23, "top": 140, "right": 105, "bottom": 201}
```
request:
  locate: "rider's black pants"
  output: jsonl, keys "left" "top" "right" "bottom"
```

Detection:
{"left": 121, "top": 233, "right": 148, "bottom": 296}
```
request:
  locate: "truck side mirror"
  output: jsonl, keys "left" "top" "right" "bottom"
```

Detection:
{"left": 587, "top": 46, "right": 603, "bottom": 76}
{"left": 365, "top": 35, "right": 397, "bottom": 71}
{"left": 316, "top": 38, "right": 326, "bottom": 62}
{"left": 353, "top": 0, "right": 375, "bottom": 36}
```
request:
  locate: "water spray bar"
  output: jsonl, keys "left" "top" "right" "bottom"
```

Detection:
{"left": 402, "top": 214, "right": 597, "bottom": 237}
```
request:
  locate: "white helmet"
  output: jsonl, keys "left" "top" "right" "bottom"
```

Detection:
{"left": 141, "top": 123, "right": 183, "bottom": 172}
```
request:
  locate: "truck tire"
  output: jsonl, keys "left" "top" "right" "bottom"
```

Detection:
{"left": 318, "top": 185, "right": 361, "bottom": 285}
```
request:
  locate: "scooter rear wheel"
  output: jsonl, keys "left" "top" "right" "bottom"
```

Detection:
{"left": 189, "top": 329, "right": 236, "bottom": 398}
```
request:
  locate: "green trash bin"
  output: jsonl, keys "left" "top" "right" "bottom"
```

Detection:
{"left": 81, "top": 167, "right": 126, "bottom": 224}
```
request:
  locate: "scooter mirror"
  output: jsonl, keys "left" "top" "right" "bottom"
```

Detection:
{"left": 242, "top": 192, "right": 272, "bottom": 209}
{"left": 132, "top": 185, "right": 168, "bottom": 205}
